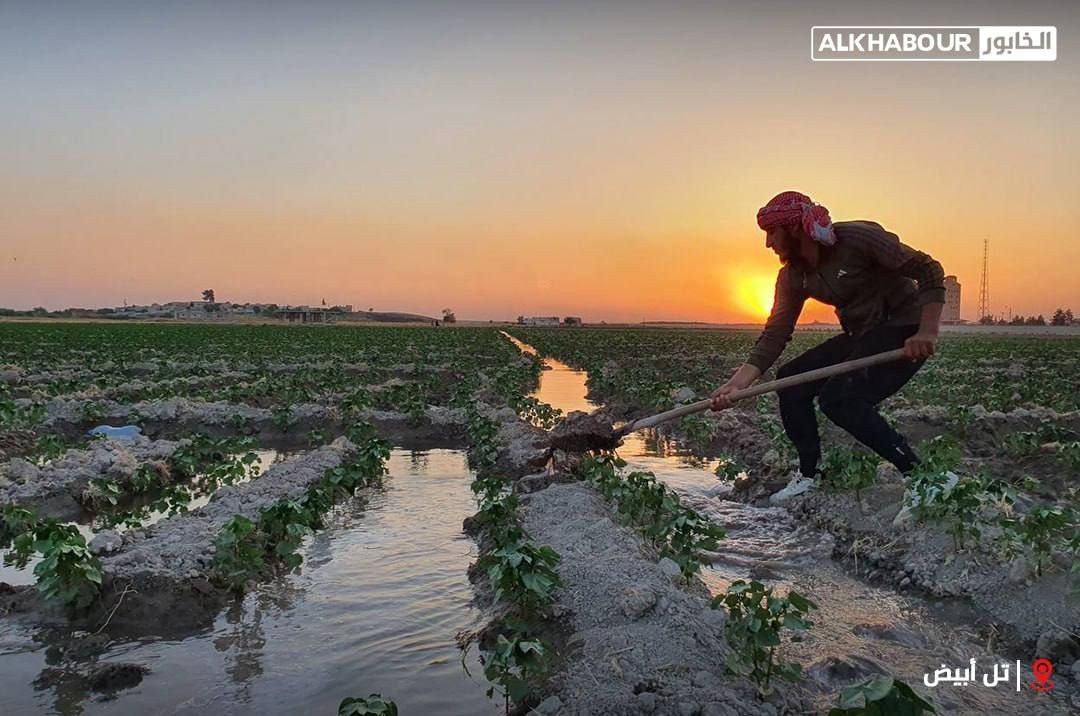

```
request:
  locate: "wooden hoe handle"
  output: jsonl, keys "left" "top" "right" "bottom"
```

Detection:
{"left": 623, "top": 348, "right": 909, "bottom": 433}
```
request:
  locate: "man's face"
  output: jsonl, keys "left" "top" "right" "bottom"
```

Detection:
{"left": 765, "top": 225, "right": 799, "bottom": 265}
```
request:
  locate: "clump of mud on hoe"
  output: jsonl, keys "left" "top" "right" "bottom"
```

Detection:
{"left": 549, "top": 410, "right": 625, "bottom": 452}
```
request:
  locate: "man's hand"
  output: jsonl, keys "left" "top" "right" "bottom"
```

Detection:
{"left": 710, "top": 363, "right": 762, "bottom": 410}
{"left": 903, "top": 331, "right": 937, "bottom": 361}
{"left": 907, "top": 302, "right": 943, "bottom": 361}
{"left": 709, "top": 381, "right": 741, "bottom": 411}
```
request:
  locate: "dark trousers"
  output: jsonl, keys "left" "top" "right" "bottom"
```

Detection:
{"left": 776, "top": 324, "right": 924, "bottom": 477}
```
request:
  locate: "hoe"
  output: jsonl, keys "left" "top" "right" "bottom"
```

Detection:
{"left": 549, "top": 348, "right": 910, "bottom": 452}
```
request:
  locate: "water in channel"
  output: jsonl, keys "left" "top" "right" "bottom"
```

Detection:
{"left": 0, "top": 450, "right": 284, "bottom": 587}
{"left": 515, "top": 336, "right": 1058, "bottom": 715}
{"left": 0, "top": 447, "right": 497, "bottom": 716}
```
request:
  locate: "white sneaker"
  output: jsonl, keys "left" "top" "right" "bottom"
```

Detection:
{"left": 769, "top": 473, "right": 817, "bottom": 505}
{"left": 893, "top": 470, "right": 960, "bottom": 526}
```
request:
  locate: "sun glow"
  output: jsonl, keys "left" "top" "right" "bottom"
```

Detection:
{"left": 733, "top": 273, "right": 777, "bottom": 319}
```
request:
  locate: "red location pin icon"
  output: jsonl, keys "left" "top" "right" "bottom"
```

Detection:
{"left": 1030, "top": 658, "right": 1054, "bottom": 692}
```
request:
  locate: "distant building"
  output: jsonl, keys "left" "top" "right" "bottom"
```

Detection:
{"left": 524, "top": 316, "right": 560, "bottom": 326}
{"left": 103, "top": 300, "right": 349, "bottom": 321}
{"left": 280, "top": 305, "right": 348, "bottom": 324}
{"left": 943, "top": 275, "right": 962, "bottom": 323}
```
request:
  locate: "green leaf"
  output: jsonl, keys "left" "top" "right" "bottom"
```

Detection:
{"left": 783, "top": 614, "right": 808, "bottom": 631}
{"left": 787, "top": 591, "right": 816, "bottom": 612}
{"left": 862, "top": 675, "right": 896, "bottom": 703}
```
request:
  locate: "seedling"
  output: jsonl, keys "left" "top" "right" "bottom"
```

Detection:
{"left": 680, "top": 413, "right": 716, "bottom": 448}
{"left": 713, "top": 580, "right": 816, "bottom": 695}
{"left": 714, "top": 456, "right": 745, "bottom": 482}
{"left": 998, "top": 505, "right": 1077, "bottom": 576}
{"left": 32, "top": 434, "right": 66, "bottom": 466}
{"left": 464, "top": 408, "right": 500, "bottom": 471}
{"left": 829, "top": 675, "right": 936, "bottom": 715}
{"left": 78, "top": 401, "right": 105, "bottom": 424}
{"left": 33, "top": 522, "right": 103, "bottom": 609}
{"left": 482, "top": 632, "right": 547, "bottom": 713}
{"left": 85, "top": 478, "right": 123, "bottom": 507}
{"left": 258, "top": 499, "right": 317, "bottom": 568}
{"left": 0, "top": 508, "right": 102, "bottom": 609}
{"left": 472, "top": 480, "right": 520, "bottom": 540}
{"left": 818, "top": 447, "right": 878, "bottom": 500}
{"left": 212, "top": 515, "right": 265, "bottom": 591}
{"left": 271, "top": 405, "right": 294, "bottom": 431}
{"left": 338, "top": 695, "right": 398, "bottom": 716}
{"left": 479, "top": 538, "right": 562, "bottom": 615}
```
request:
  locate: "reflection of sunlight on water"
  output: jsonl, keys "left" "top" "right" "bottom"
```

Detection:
{"left": 500, "top": 331, "right": 537, "bottom": 356}
{"left": 504, "top": 331, "right": 597, "bottom": 414}
{"left": 533, "top": 363, "right": 595, "bottom": 415}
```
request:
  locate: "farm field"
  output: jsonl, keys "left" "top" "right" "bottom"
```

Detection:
{"left": 1, "top": 322, "right": 1078, "bottom": 714}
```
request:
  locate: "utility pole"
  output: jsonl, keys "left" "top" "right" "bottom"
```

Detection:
{"left": 978, "top": 237, "right": 990, "bottom": 322}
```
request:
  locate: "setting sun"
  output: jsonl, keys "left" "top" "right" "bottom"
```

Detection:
{"left": 733, "top": 273, "right": 777, "bottom": 319}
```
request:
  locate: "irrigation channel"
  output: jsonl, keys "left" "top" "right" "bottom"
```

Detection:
{"left": 0, "top": 450, "right": 285, "bottom": 588}
{"left": 0, "top": 447, "right": 499, "bottom": 715}
{"left": 510, "top": 335, "right": 1057, "bottom": 714}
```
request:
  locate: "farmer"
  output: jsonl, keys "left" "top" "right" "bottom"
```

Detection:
{"left": 710, "top": 191, "right": 945, "bottom": 495}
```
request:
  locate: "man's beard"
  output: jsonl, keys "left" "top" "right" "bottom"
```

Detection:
{"left": 777, "top": 234, "right": 804, "bottom": 268}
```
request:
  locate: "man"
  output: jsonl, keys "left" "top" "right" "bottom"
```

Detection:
{"left": 710, "top": 191, "right": 944, "bottom": 491}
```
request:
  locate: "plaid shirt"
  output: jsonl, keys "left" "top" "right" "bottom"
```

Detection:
{"left": 747, "top": 220, "right": 945, "bottom": 372}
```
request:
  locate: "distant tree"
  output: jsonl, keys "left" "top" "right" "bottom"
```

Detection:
{"left": 369, "top": 307, "right": 374, "bottom": 312}
{"left": 96, "top": 307, "right": 115, "bottom": 315}
{"left": 1010, "top": 315, "right": 1025, "bottom": 326}
{"left": 516, "top": 315, "right": 525, "bottom": 324}
{"left": 997, "top": 318, "right": 1007, "bottom": 325}
{"left": 979, "top": 315, "right": 995, "bottom": 325}
{"left": 31, "top": 306, "right": 48, "bottom": 316}
{"left": 202, "top": 289, "right": 215, "bottom": 303}
{"left": 442, "top": 308, "right": 457, "bottom": 323}
{"left": 321, "top": 298, "right": 327, "bottom": 306}
{"left": 1051, "top": 308, "right": 1074, "bottom": 326}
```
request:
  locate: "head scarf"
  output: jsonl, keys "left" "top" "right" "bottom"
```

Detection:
{"left": 756, "top": 191, "right": 836, "bottom": 246}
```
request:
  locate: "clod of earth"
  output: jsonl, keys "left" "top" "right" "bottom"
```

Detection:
{"left": 548, "top": 411, "right": 624, "bottom": 452}
{"left": 87, "top": 662, "right": 150, "bottom": 692}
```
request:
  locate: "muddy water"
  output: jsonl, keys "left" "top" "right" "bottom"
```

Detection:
{"left": 517, "top": 336, "right": 1060, "bottom": 714}
{"left": 0, "top": 450, "right": 284, "bottom": 587}
{"left": 0, "top": 448, "right": 497, "bottom": 716}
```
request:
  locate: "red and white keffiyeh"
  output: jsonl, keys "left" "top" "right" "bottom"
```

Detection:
{"left": 756, "top": 191, "right": 836, "bottom": 246}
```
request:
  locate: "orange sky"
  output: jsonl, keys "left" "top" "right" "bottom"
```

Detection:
{"left": 1, "top": 2, "right": 1078, "bottom": 322}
